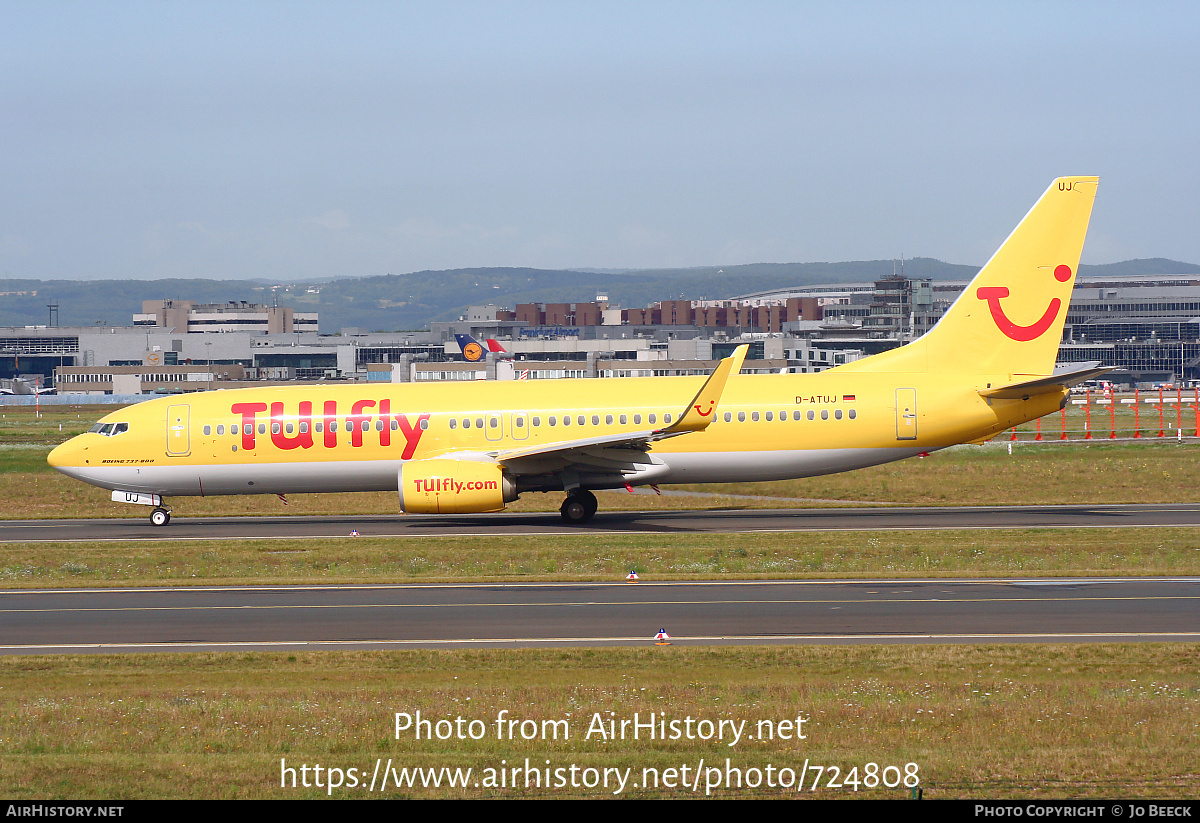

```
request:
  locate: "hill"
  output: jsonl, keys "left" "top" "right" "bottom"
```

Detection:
{"left": 2, "top": 258, "right": 1195, "bottom": 333}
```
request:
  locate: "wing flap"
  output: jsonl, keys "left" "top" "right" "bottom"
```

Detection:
{"left": 492, "top": 344, "right": 748, "bottom": 476}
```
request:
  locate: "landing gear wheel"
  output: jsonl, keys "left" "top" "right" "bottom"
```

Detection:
{"left": 150, "top": 507, "right": 171, "bottom": 527}
{"left": 559, "top": 489, "right": 598, "bottom": 524}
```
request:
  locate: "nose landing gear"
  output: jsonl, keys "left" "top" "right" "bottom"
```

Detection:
{"left": 150, "top": 507, "right": 171, "bottom": 527}
{"left": 559, "top": 489, "right": 598, "bottom": 524}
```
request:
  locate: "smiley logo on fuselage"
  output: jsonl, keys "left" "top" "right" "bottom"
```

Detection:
{"left": 976, "top": 264, "right": 1072, "bottom": 342}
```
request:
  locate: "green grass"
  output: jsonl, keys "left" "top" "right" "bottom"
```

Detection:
{"left": 1, "top": 645, "right": 1195, "bottom": 799}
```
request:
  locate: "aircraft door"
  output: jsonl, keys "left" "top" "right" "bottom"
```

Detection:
{"left": 895, "top": 389, "right": 917, "bottom": 440}
{"left": 484, "top": 413, "right": 503, "bottom": 442}
{"left": 166, "top": 404, "right": 191, "bottom": 456}
{"left": 510, "top": 411, "right": 529, "bottom": 441}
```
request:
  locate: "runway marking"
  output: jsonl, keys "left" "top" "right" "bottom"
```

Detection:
{"left": 5, "top": 504, "right": 1200, "bottom": 542}
{"left": 4, "top": 594, "right": 1196, "bottom": 615}
{"left": 3, "top": 576, "right": 1198, "bottom": 596}
{"left": 3, "top": 631, "right": 1199, "bottom": 653}
{"left": 8, "top": 523, "right": 1200, "bottom": 543}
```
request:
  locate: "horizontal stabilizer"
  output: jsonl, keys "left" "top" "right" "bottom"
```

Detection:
{"left": 978, "top": 362, "right": 1112, "bottom": 400}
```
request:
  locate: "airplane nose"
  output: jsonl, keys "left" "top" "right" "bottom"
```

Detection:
{"left": 47, "top": 437, "right": 85, "bottom": 470}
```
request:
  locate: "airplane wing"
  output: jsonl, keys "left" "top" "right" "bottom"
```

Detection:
{"left": 978, "top": 362, "right": 1113, "bottom": 400}
{"left": 437, "top": 345, "right": 748, "bottom": 485}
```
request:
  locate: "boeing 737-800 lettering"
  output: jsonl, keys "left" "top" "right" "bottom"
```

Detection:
{"left": 48, "top": 177, "right": 1105, "bottom": 525}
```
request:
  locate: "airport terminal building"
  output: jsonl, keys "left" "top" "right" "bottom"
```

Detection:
{"left": 3, "top": 271, "right": 1199, "bottom": 396}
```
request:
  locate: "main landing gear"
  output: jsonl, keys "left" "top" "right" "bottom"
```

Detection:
{"left": 150, "top": 507, "right": 171, "bottom": 527}
{"left": 559, "top": 489, "right": 598, "bottom": 524}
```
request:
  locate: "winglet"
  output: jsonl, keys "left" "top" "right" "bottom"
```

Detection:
{"left": 658, "top": 344, "right": 748, "bottom": 435}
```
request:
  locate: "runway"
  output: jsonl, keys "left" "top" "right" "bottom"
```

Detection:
{"left": 6, "top": 502, "right": 1200, "bottom": 542}
{"left": 1, "top": 577, "right": 1197, "bottom": 654}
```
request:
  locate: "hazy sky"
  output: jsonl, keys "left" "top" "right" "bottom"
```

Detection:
{"left": 2, "top": 1, "right": 1197, "bottom": 281}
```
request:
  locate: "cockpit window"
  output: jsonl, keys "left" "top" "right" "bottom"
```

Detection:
{"left": 90, "top": 422, "right": 129, "bottom": 436}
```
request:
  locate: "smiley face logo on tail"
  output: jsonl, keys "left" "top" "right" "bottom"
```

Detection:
{"left": 976, "top": 265, "right": 1072, "bottom": 342}
{"left": 694, "top": 401, "right": 715, "bottom": 417}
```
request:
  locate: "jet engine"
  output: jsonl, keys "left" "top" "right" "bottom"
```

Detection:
{"left": 399, "top": 458, "right": 517, "bottom": 514}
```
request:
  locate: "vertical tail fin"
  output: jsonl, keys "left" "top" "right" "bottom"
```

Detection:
{"left": 454, "top": 334, "right": 486, "bottom": 362}
{"left": 845, "top": 176, "right": 1098, "bottom": 378}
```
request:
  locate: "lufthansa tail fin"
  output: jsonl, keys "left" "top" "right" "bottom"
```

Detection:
{"left": 840, "top": 176, "right": 1098, "bottom": 379}
{"left": 454, "top": 334, "right": 487, "bottom": 363}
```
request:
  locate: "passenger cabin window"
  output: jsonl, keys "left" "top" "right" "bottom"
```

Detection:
{"left": 849, "top": 409, "right": 857, "bottom": 419}
{"left": 450, "top": 419, "right": 457, "bottom": 430}
{"left": 203, "top": 425, "right": 211, "bottom": 435}
{"left": 793, "top": 411, "right": 802, "bottom": 421}
{"left": 724, "top": 412, "right": 732, "bottom": 422}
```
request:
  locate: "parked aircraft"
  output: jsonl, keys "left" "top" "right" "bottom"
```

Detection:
{"left": 453, "top": 334, "right": 507, "bottom": 362}
{"left": 0, "top": 377, "right": 55, "bottom": 396}
{"left": 48, "top": 177, "right": 1104, "bottom": 526}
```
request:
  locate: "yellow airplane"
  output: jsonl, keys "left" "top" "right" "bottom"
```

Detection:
{"left": 49, "top": 176, "right": 1104, "bottom": 526}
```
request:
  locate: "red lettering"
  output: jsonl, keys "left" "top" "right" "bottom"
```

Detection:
{"left": 379, "top": 399, "right": 396, "bottom": 447}
{"left": 231, "top": 402, "right": 267, "bottom": 450}
{"left": 270, "top": 402, "right": 314, "bottom": 450}
{"left": 322, "top": 401, "right": 338, "bottom": 448}
{"left": 397, "top": 413, "right": 429, "bottom": 459}
{"left": 350, "top": 399, "right": 376, "bottom": 448}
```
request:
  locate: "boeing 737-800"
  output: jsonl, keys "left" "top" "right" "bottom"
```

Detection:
{"left": 48, "top": 177, "right": 1104, "bottom": 526}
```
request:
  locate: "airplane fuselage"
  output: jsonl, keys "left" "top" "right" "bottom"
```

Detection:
{"left": 48, "top": 367, "right": 1062, "bottom": 498}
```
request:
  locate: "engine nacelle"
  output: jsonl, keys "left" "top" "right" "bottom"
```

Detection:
{"left": 399, "top": 458, "right": 517, "bottom": 514}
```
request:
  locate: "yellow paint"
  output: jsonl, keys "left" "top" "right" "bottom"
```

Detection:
{"left": 48, "top": 177, "right": 1100, "bottom": 518}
